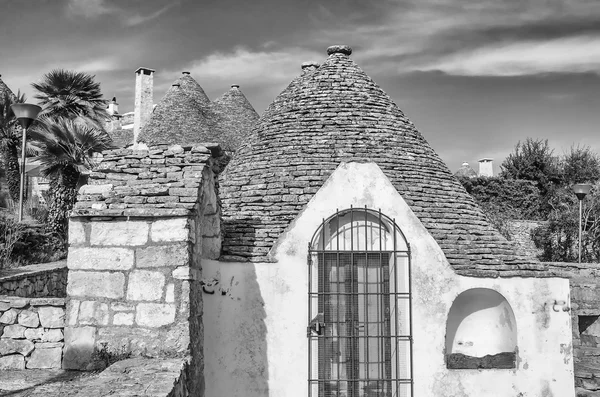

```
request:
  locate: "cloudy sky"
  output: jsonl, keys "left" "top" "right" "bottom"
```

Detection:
{"left": 1, "top": 0, "right": 599, "bottom": 173}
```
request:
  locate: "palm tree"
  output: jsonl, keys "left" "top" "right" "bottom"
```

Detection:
{"left": 28, "top": 117, "right": 113, "bottom": 234}
{"left": 32, "top": 70, "right": 109, "bottom": 127}
{"left": 0, "top": 91, "right": 27, "bottom": 202}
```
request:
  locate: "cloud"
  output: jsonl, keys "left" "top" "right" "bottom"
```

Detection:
{"left": 171, "top": 46, "right": 322, "bottom": 87}
{"left": 413, "top": 35, "right": 600, "bottom": 76}
{"left": 123, "top": 3, "right": 177, "bottom": 27}
{"left": 66, "top": 0, "right": 175, "bottom": 26}
{"left": 66, "top": 0, "right": 114, "bottom": 18}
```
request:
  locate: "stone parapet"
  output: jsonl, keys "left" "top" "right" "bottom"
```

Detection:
{"left": 0, "top": 261, "right": 67, "bottom": 298}
{"left": 72, "top": 143, "right": 220, "bottom": 217}
{"left": 0, "top": 296, "right": 65, "bottom": 369}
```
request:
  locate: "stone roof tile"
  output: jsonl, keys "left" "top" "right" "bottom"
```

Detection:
{"left": 219, "top": 45, "right": 543, "bottom": 276}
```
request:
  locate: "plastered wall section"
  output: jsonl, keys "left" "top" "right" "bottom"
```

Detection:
{"left": 203, "top": 161, "right": 574, "bottom": 397}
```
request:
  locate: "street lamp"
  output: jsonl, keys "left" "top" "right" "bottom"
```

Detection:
{"left": 10, "top": 103, "right": 42, "bottom": 222}
{"left": 573, "top": 183, "right": 592, "bottom": 264}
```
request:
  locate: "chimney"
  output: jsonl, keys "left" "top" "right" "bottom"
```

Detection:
{"left": 107, "top": 97, "right": 119, "bottom": 116}
{"left": 478, "top": 158, "right": 494, "bottom": 177}
{"left": 133, "top": 67, "right": 155, "bottom": 143}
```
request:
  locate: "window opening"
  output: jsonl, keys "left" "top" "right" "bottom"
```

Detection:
{"left": 308, "top": 207, "right": 413, "bottom": 397}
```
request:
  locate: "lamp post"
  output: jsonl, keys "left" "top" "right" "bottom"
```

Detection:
{"left": 9, "top": 103, "right": 42, "bottom": 222}
{"left": 573, "top": 183, "right": 592, "bottom": 264}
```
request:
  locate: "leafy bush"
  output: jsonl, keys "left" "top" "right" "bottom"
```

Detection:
{"left": 11, "top": 225, "right": 67, "bottom": 266}
{"left": 0, "top": 216, "right": 25, "bottom": 269}
{"left": 91, "top": 342, "right": 132, "bottom": 369}
{"left": 458, "top": 176, "right": 541, "bottom": 220}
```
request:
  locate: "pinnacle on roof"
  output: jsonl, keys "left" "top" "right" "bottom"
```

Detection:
{"left": 137, "top": 73, "right": 214, "bottom": 146}
{"left": 455, "top": 162, "right": 477, "bottom": 179}
{"left": 211, "top": 84, "right": 259, "bottom": 152}
{"left": 219, "top": 45, "right": 540, "bottom": 276}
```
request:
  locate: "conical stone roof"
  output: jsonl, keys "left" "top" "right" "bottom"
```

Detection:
{"left": 137, "top": 73, "right": 214, "bottom": 146}
{"left": 0, "top": 75, "right": 16, "bottom": 102}
{"left": 211, "top": 85, "right": 259, "bottom": 151}
{"left": 219, "top": 45, "right": 544, "bottom": 277}
{"left": 454, "top": 162, "right": 477, "bottom": 179}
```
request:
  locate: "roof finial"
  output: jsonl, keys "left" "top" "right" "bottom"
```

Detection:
{"left": 231, "top": 84, "right": 239, "bottom": 89}
{"left": 327, "top": 45, "right": 352, "bottom": 56}
{"left": 172, "top": 83, "right": 181, "bottom": 87}
{"left": 301, "top": 61, "right": 320, "bottom": 74}
{"left": 182, "top": 71, "right": 190, "bottom": 75}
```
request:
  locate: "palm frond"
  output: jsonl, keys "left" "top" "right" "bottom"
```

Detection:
{"left": 28, "top": 116, "right": 115, "bottom": 179}
{"left": 32, "top": 69, "right": 109, "bottom": 125}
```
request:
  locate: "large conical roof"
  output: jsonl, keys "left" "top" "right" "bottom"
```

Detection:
{"left": 211, "top": 85, "right": 259, "bottom": 151}
{"left": 137, "top": 73, "right": 215, "bottom": 146}
{"left": 220, "top": 45, "right": 541, "bottom": 276}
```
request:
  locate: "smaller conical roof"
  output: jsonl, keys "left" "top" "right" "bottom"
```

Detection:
{"left": 454, "top": 162, "right": 477, "bottom": 179}
{"left": 137, "top": 74, "right": 214, "bottom": 146}
{"left": 0, "top": 75, "right": 16, "bottom": 102}
{"left": 211, "top": 85, "right": 259, "bottom": 151}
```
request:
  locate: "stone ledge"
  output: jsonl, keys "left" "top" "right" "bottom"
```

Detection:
{"left": 0, "top": 357, "right": 190, "bottom": 396}
{"left": 0, "top": 261, "right": 67, "bottom": 283}
{"left": 0, "top": 296, "right": 65, "bottom": 307}
{"left": 71, "top": 208, "right": 192, "bottom": 218}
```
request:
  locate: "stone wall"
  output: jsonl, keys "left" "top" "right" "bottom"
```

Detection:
{"left": 507, "top": 220, "right": 547, "bottom": 257}
{"left": 64, "top": 144, "right": 219, "bottom": 395}
{"left": 0, "top": 296, "right": 65, "bottom": 369}
{"left": 64, "top": 215, "right": 197, "bottom": 370}
{"left": 0, "top": 261, "right": 67, "bottom": 298}
{"left": 544, "top": 262, "right": 600, "bottom": 396}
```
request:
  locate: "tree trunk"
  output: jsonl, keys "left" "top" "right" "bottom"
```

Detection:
{"left": 47, "top": 165, "right": 80, "bottom": 236}
{"left": 2, "top": 143, "right": 21, "bottom": 203}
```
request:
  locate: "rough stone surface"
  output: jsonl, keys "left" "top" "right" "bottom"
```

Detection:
{"left": 38, "top": 306, "right": 66, "bottom": 328}
{"left": 71, "top": 144, "right": 220, "bottom": 218}
{"left": 0, "top": 261, "right": 68, "bottom": 298}
{"left": 0, "top": 338, "right": 35, "bottom": 356}
{"left": 41, "top": 329, "right": 64, "bottom": 342}
{"left": 113, "top": 312, "right": 134, "bottom": 326}
{"left": 26, "top": 346, "right": 62, "bottom": 369}
{"left": 17, "top": 310, "right": 40, "bottom": 328}
{"left": 0, "top": 354, "right": 25, "bottom": 369}
{"left": 89, "top": 221, "right": 149, "bottom": 246}
{"left": 127, "top": 271, "right": 165, "bottom": 301}
{"left": 24, "top": 328, "right": 44, "bottom": 341}
{"left": 135, "top": 303, "right": 176, "bottom": 328}
{"left": 78, "top": 301, "right": 109, "bottom": 326}
{"left": 68, "top": 247, "right": 134, "bottom": 270}
{"left": 0, "top": 357, "right": 192, "bottom": 396}
{"left": 68, "top": 271, "right": 125, "bottom": 299}
{"left": 68, "top": 219, "right": 87, "bottom": 245}
{"left": 219, "top": 48, "right": 541, "bottom": 275}
{"left": 2, "top": 324, "right": 26, "bottom": 338}
{"left": 136, "top": 243, "right": 190, "bottom": 268}
{"left": 0, "top": 308, "right": 18, "bottom": 324}
{"left": 150, "top": 218, "right": 189, "bottom": 242}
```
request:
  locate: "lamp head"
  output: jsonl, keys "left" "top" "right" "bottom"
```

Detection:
{"left": 10, "top": 103, "right": 42, "bottom": 129}
{"left": 573, "top": 183, "right": 592, "bottom": 200}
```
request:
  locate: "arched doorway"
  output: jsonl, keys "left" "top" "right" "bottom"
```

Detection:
{"left": 308, "top": 207, "right": 413, "bottom": 397}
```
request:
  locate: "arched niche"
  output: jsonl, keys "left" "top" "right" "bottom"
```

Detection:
{"left": 445, "top": 288, "right": 517, "bottom": 369}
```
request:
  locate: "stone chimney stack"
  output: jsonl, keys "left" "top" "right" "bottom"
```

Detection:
{"left": 133, "top": 67, "right": 155, "bottom": 143}
{"left": 478, "top": 158, "right": 494, "bottom": 177}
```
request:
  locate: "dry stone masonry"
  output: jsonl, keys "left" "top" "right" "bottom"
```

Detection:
{"left": 0, "top": 261, "right": 67, "bottom": 298}
{"left": 219, "top": 45, "right": 546, "bottom": 278}
{"left": 0, "top": 296, "right": 65, "bottom": 370}
{"left": 63, "top": 143, "right": 221, "bottom": 395}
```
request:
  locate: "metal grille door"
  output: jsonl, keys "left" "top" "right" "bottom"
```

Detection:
{"left": 308, "top": 208, "right": 413, "bottom": 397}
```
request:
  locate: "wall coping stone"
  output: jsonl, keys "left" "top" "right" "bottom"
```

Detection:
{"left": 0, "top": 261, "right": 67, "bottom": 283}
{"left": 0, "top": 296, "right": 66, "bottom": 307}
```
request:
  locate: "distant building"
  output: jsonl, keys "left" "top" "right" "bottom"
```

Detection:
{"left": 454, "top": 161, "right": 477, "bottom": 179}
{"left": 478, "top": 157, "right": 494, "bottom": 177}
